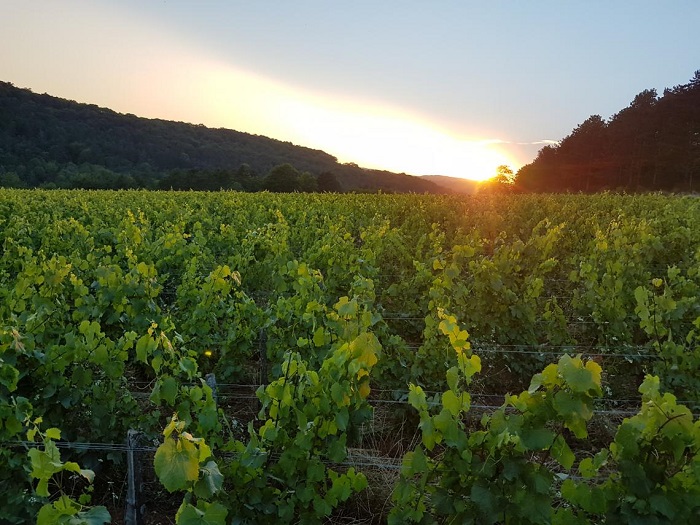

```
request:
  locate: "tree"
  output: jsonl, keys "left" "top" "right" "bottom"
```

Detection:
{"left": 262, "top": 163, "right": 301, "bottom": 192}
{"left": 0, "top": 171, "right": 26, "bottom": 188}
{"left": 479, "top": 165, "right": 516, "bottom": 193}
{"left": 494, "top": 164, "right": 515, "bottom": 185}
{"left": 317, "top": 171, "right": 343, "bottom": 192}
{"left": 297, "top": 172, "right": 318, "bottom": 192}
{"left": 607, "top": 89, "right": 660, "bottom": 188}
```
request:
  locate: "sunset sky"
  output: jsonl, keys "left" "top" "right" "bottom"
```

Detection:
{"left": 2, "top": 1, "right": 699, "bottom": 180}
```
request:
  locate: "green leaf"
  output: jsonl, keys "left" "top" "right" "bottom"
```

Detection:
{"left": 179, "top": 357, "right": 198, "bottom": 379}
{"left": 73, "top": 506, "right": 111, "bottom": 525}
{"left": 553, "top": 390, "right": 592, "bottom": 438}
{"left": 560, "top": 478, "right": 580, "bottom": 506}
{"left": 161, "top": 376, "right": 179, "bottom": 405}
{"left": 306, "top": 461, "right": 325, "bottom": 483}
{"left": 519, "top": 427, "right": 555, "bottom": 450}
{"left": 35, "top": 479, "right": 53, "bottom": 501}
{"left": 330, "top": 382, "right": 346, "bottom": 405}
{"left": 45, "top": 428, "right": 61, "bottom": 440}
{"left": 259, "top": 420, "right": 278, "bottom": 441}
{"left": 650, "top": 493, "right": 676, "bottom": 519}
{"left": 313, "top": 327, "right": 327, "bottom": 347}
{"left": 402, "top": 447, "right": 428, "bottom": 477}
{"left": 446, "top": 366, "right": 459, "bottom": 392}
{"left": 433, "top": 408, "right": 455, "bottom": 434}
{"left": 37, "top": 503, "right": 63, "bottom": 525}
{"left": 348, "top": 332, "right": 380, "bottom": 368}
{"left": 349, "top": 468, "right": 367, "bottom": 491}
{"left": 327, "top": 474, "right": 353, "bottom": 504}
{"left": 154, "top": 437, "right": 200, "bottom": 492}
{"left": 528, "top": 373, "right": 543, "bottom": 393}
{"left": 176, "top": 501, "right": 228, "bottom": 525}
{"left": 152, "top": 355, "right": 163, "bottom": 373}
{"left": 536, "top": 363, "right": 561, "bottom": 390}
{"left": 408, "top": 384, "right": 427, "bottom": 412}
{"left": 420, "top": 418, "right": 437, "bottom": 450}
{"left": 51, "top": 494, "right": 81, "bottom": 515}
{"left": 551, "top": 434, "right": 575, "bottom": 470}
{"left": 442, "top": 390, "right": 462, "bottom": 416}
{"left": 578, "top": 457, "right": 597, "bottom": 478}
{"left": 0, "top": 364, "right": 19, "bottom": 391}
{"left": 335, "top": 297, "right": 358, "bottom": 317}
{"left": 328, "top": 434, "right": 347, "bottom": 462}
{"left": 559, "top": 355, "right": 601, "bottom": 396}
{"left": 313, "top": 495, "right": 333, "bottom": 517}
{"left": 29, "top": 447, "right": 61, "bottom": 496}
{"left": 136, "top": 261, "right": 148, "bottom": 276}
{"left": 335, "top": 407, "right": 349, "bottom": 431}
{"left": 634, "top": 286, "right": 648, "bottom": 307}
{"left": 470, "top": 483, "right": 500, "bottom": 524}
{"left": 458, "top": 353, "right": 481, "bottom": 379}
{"left": 613, "top": 423, "right": 640, "bottom": 460}
{"left": 61, "top": 461, "right": 82, "bottom": 474}
{"left": 135, "top": 334, "right": 156, "bottom": 363}
{"left": 193, "top": 461, "right": 224, "bottom": 499}
{"left": 638, "top": 375, "right": 660, "bottom": 400}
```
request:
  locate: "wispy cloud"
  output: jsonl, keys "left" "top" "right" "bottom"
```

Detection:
{"left": 517, "top": 140, "right": 560, "bottom": 146}
{"left": 476, "top": 139, "right": 560, "bottom": 146}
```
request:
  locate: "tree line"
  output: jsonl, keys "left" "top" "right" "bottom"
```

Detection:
{"left": 158, "top": 163, "right": 343, "bottom": 193}
{"left": 515, "top": 70, "right": 700, "bottom": 192}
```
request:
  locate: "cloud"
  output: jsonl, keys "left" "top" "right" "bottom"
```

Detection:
{"left": 475, "top": 139, "right": 560, "bottom": 146}
{"left": 517, "top": 140, "right": 560, "bottom": 146}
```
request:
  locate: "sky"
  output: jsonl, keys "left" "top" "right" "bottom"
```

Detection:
{"left": 2, "top": 1, "right": 699, "bottom": 181}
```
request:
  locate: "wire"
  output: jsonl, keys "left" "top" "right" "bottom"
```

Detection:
{"left": 3, "top": 440, "right": 157, "bottom": 453}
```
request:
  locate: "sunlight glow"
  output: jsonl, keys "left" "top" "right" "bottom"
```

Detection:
{"left": 190, "top": 61, "right": 515, "bottom": 181}
{"left": 278, "top": 96, "right": 514, "bottom": 180}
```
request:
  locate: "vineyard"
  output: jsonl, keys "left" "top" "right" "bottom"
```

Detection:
{"left": 1, "top": 189, "right": 699, "bottom": 524}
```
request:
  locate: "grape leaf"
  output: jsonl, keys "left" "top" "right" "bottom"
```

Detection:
{"left": 193, "top": 461, "right": 224, "bottom": 499}
{"left": 176, "top": 501, "right": 228, "bottom": 525}
{"left": 154, "top": 437, "right": 199, "bottom": 492}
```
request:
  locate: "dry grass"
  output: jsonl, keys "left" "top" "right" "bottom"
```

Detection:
{"left": 328, "top": 403, "right": 423, "bottom": 523}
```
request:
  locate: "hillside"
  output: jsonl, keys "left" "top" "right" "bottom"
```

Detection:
{"left": 515, "top": 70, "right": 700, "bottom": 192}
{"left": 0, "top": 81, "right": 443, "bottom": 193}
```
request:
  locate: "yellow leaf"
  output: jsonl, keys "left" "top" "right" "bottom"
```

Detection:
{"left": 359, "top": 382, "right": 371, "bottom": 398}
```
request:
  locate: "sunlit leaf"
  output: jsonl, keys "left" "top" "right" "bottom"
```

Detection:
{"left": 154, "top": 437, "right": 199, "bottom": 492}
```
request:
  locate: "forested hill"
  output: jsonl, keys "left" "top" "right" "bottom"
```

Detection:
{"left": 0, "top": 81, "right": 442, "bottom": 193}
{"left": 515, "top": 71, "right": 700, "bottom": 193}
